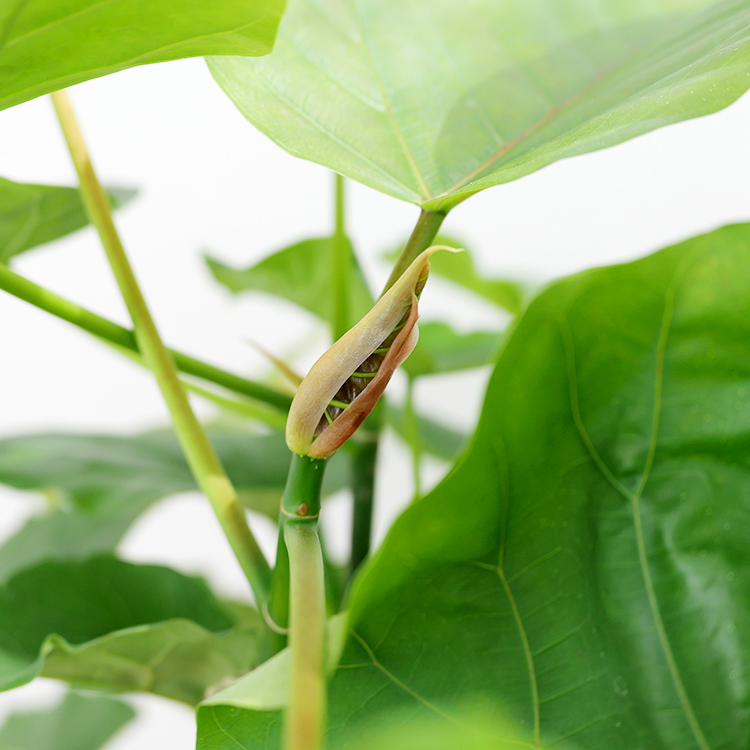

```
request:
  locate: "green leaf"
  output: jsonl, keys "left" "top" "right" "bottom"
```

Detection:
{"left": 209, "top": 0, "right": 750, "bottom": 210}
{"left": 0, "top": 428, "right": 349, "bottom": 581}
{"left": 402, "top": 322, "right": 501, "bottom": 379}
{"left": 0, "top": 556, "right": 262, "bottom": 704}
{"left": 347, "top": 711, "right": 575, "bottom": 750}
{"left": 207, "top": 236, "right": 375, "bottom": 331}
{"left": 0, "top": 0, "right": 285, "bottom": 112}
{"left": 198, "top": 223, "right": 750, "bottom": 748}
{"left": 0, "top": 691, "right": 135, "bottom": 750}
{"left": 0, "top": 177, "right": 135, "bottom": 263}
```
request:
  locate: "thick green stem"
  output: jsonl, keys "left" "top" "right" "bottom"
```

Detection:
{"left": 268, "top": 454, "right": 327, "bottom": 634}
{"left": 330, "top": 173, "right": 349, "bottom": 341}
{"left": 284, "top": 523, "right": 326, "bottom": 750}
{"left": 381, "top": 208, "right": 446, "bottom": 296}
{"left": 266, "top": 455, "right": 328, "bottom": 748}
{"left": 0, "top": 263, "right": 292, "bottom": 412}
{"left": 349, "top": 432, "right": 378, "bottom": 576}
{"left": 404, "top": 377, "right": 422, "bottom": 500}
{"left": 51, "top": 89, "right": 272, "bottom": 604}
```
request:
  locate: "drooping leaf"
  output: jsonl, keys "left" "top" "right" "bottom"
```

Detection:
{"left": 0, "top": 691, "right": 135, "bottom": 750}
{"left": 209, "top": 0, "right": 750, "bottom": 210}
{"left": 206, "top": 235, "right": 375, "bottom": 331}
{"left": 402, "top": 321, "right": 501, "bottom": 379}
{"left": 0, "top": 177, "right": 135, "bottom": 263}
{"left": 0, "top": 428, "right": 349, "bottom": 582}
{"left": 0, "top": 0, "right": 285, "bottom": 112}
{"left": 197, "top": 223, "right": 750, "bottom": 748}
{"left": 0, "top": 556, "right": 263, "bottom": 704}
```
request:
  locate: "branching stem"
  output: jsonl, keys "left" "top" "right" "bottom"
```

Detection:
{"left": 50, "top": 89, "right": 272, "bottom": 603}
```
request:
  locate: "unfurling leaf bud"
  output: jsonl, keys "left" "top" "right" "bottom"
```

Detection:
{"left": 286, "top": 245, "right": 458, "bottom": 458}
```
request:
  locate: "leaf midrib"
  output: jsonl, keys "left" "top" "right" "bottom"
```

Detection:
{"left": 559, "top": 270, "right": 711, "bottom": 750}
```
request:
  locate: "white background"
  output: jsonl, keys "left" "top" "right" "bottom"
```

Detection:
{"left": 0, "top": 57, "right": 749, "bottom": 748}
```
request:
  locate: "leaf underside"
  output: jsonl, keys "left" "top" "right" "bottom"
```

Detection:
{"left": 209, "top": 0, "right": 750, "bottom": 210}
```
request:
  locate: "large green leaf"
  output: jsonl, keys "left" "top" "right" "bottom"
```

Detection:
{"left": 0, "top": 0, "right": 284, "bottom": 112}
{"left": 0, "top": 428, "right": 349, "bottom": 582}
{"left": 0, "top": 177, "right": 135, "bottom": 263}
{"left": 0, "top": 557, "right": 262, "bottom": 704}
{"left": 198, "top": 223, "right": 750, "bottom": 748}
{"left": 0, "top": 692, "right": 135, "bottom": 750}
{"left": 207, "top": 235, "right": 375, "bottom": 331}
{"left": 209, "top": 0, "right": 750, "bottom": 209}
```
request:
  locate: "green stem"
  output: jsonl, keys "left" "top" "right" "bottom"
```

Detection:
{"left": 331, "top": 173, "right": 349, "bottom": 341}
{"left": 284, "top": 523, "right": 326, "bottom": 750}
{"left": 404, "top": 377, "right": 422, "bottom": 500}
{"left": 268, "top": 454, "right": 327, "bottom": 634}
{"left": 349, "top": 431, "right": 378, "bottom": 576}
{"left": 381, "top": 208, "right": 446, "bottom": 296}
{"left": 0, "top": 263, "right": 292, "bottom": 412}
{"left": 51, "top": 89, "right": 272, "bottom": 604}
{"left": 266, "top": 455, "right": 328, "bottom": 748}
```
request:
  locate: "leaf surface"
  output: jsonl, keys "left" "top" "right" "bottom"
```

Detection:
{"left": 0, "top": 177, "right": 134, "bottom": 263}
{"left": 209, "top": 0, "right": 750, "bottom": 209}
{"left": 0, "top": 557, "right": 262, "bottom": 703}
{"left": 198, "top": 223, "right": 750, "bottom": 748}
{"left": 0, "top": 0, "right": 284, "bottom": 111}
{"left": 0, "top": 691, "right": 135, "bottom": 750}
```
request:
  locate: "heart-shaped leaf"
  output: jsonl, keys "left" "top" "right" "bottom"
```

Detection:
{"left": 209, "top": 0, "right": 750, "bottom": 210}
{"left": 197, "top": 222, "right": 750, "bottom": 748}
{"left": 0, "top": 177, "right": 135, "bottom": 263}
{"left": 0, "top": 0, "right": 284, "bottom": 112}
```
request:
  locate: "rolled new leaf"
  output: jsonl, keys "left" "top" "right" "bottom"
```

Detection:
{"left": 286, "top": 246, "right": 456, "bottom": 458}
